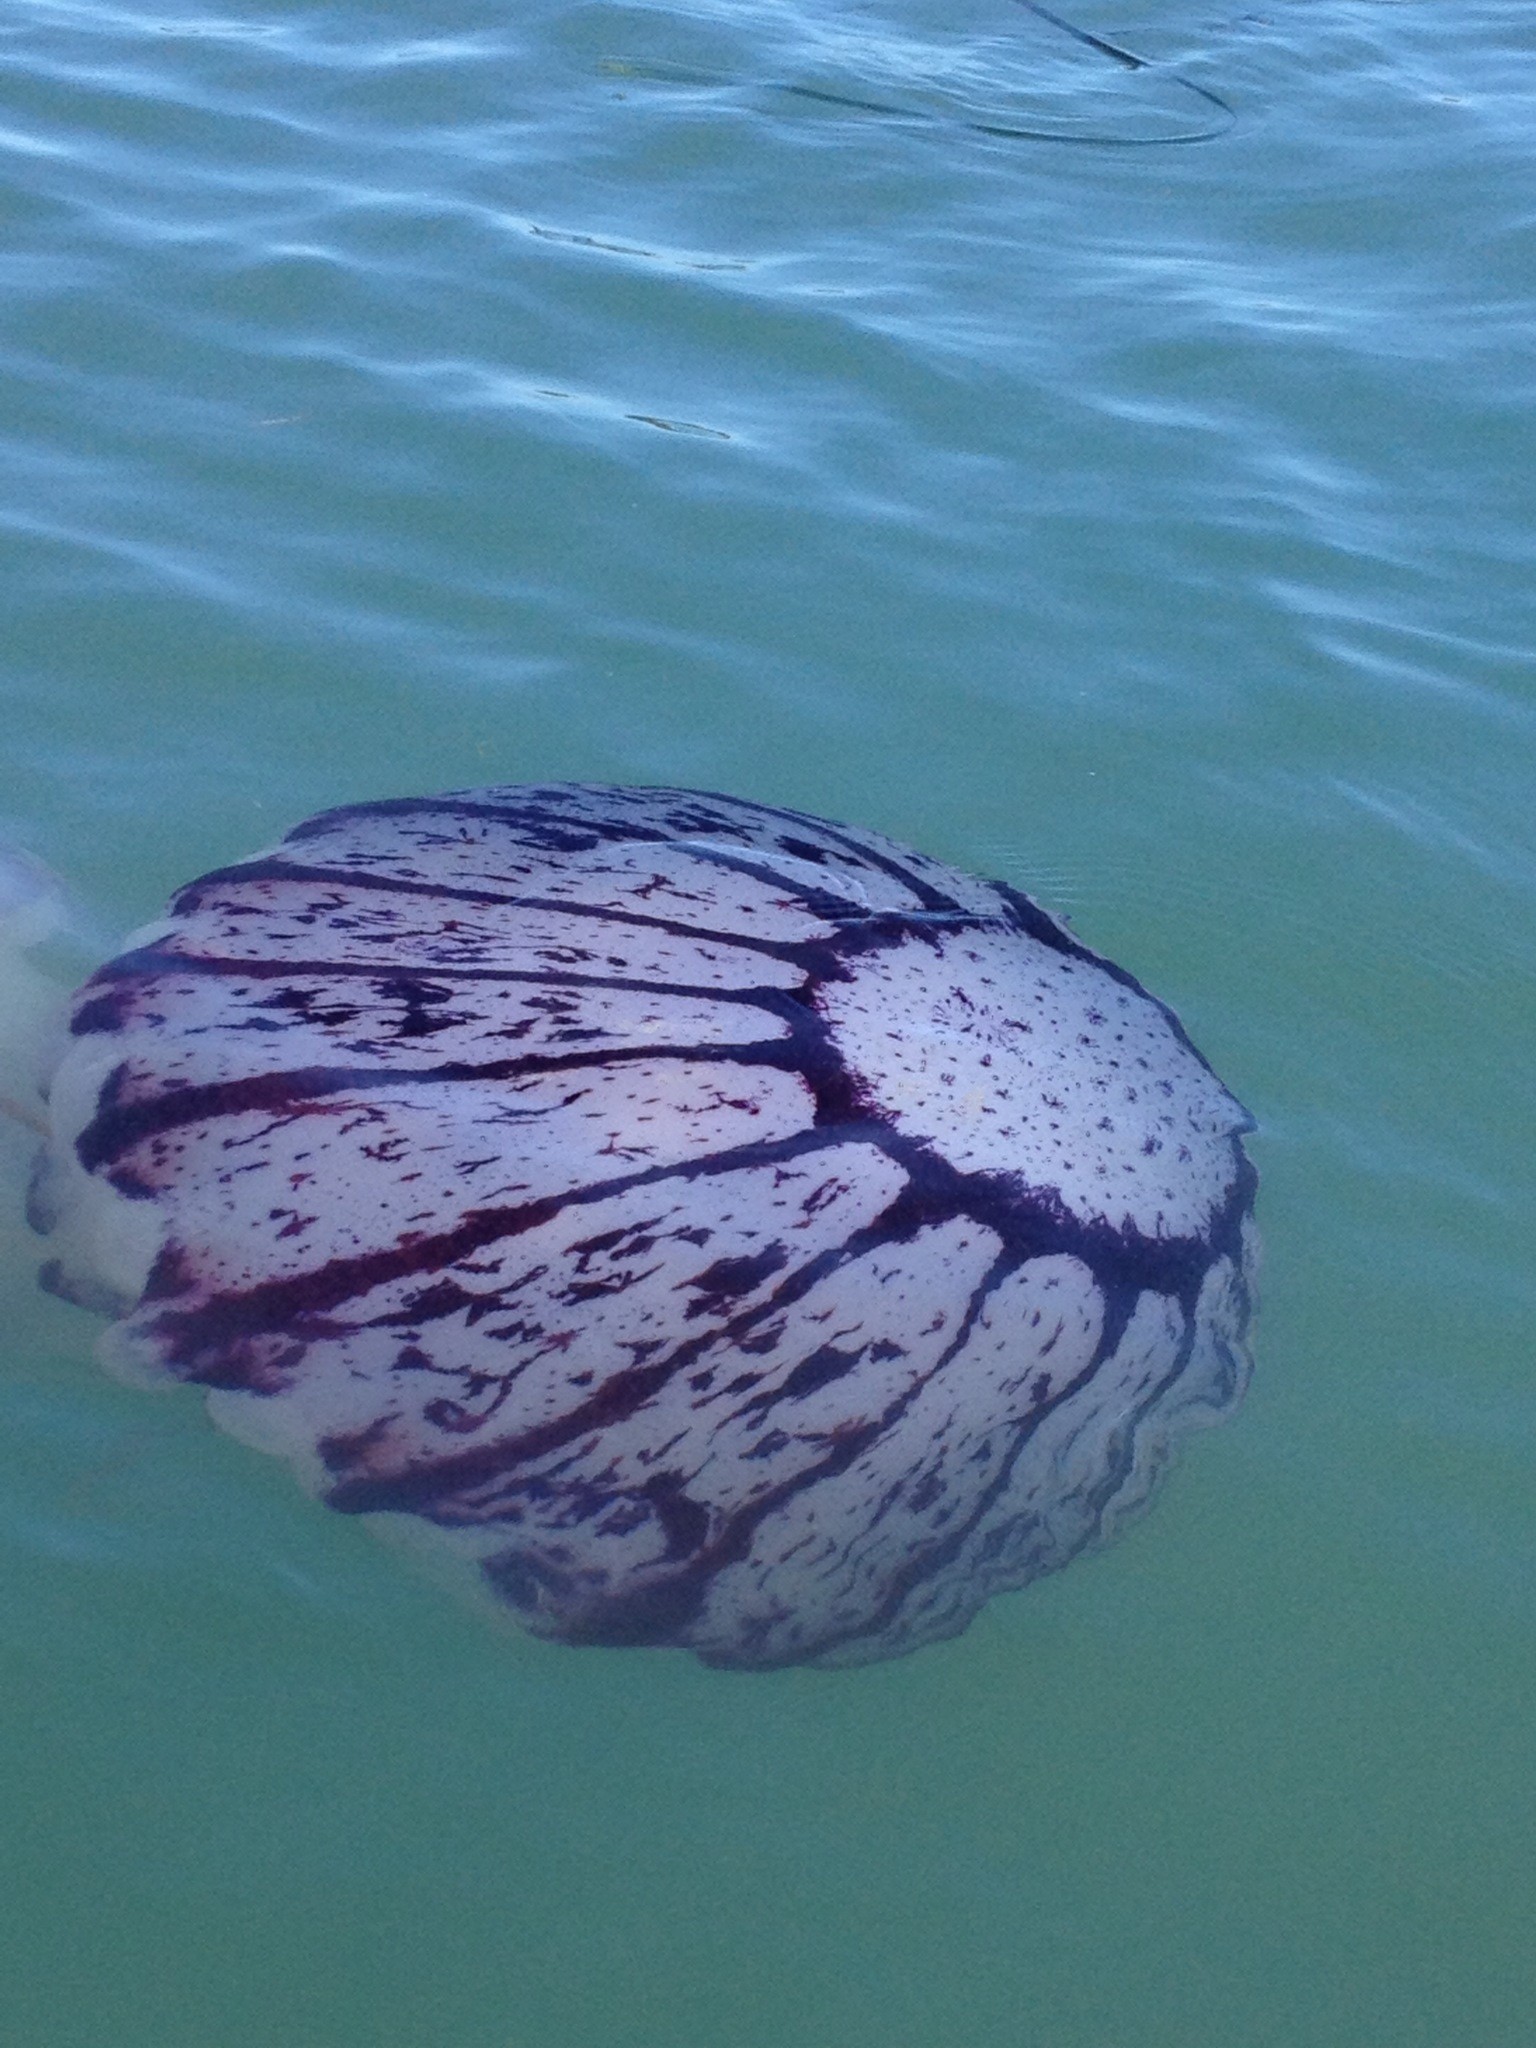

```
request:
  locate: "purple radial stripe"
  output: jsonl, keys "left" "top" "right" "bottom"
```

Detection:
{"left": 75, "top": 1037, "right": 804, "bottom": 1170}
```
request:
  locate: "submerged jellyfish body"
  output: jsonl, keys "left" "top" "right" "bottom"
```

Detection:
{"left": 34, "top": 785, "right": 1257, "bottom": 1668}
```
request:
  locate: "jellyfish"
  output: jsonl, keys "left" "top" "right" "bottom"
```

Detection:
{"left": 25, "top": 784, "right": 1257, "bottom": 1668}
{"left": 0, "top": 846, "right": 97, "bottom": 1144}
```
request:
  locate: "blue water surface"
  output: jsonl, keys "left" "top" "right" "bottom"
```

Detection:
{"left": 1, "top": 3, "right": 1533, "bottom": 2044}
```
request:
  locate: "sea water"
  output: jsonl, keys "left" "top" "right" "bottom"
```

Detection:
{"left": 1, "top": 2, "right": 1533, "bottom": 2043}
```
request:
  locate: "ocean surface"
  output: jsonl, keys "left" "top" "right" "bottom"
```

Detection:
{"left": 1, "top": 1, "right": 1533, "bottom": 2042}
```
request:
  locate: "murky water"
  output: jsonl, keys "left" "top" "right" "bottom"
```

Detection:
{"left": 2, "top": 2, "right": 1533, "bottom": 2043}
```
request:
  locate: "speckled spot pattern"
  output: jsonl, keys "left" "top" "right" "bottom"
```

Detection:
{"left": 36, "top": 784, "right": 1258, "bottom": 1669}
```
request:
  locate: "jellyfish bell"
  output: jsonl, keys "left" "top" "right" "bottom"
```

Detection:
{"left": 28, "top": 784, "right": 1258, "bottom": 1669}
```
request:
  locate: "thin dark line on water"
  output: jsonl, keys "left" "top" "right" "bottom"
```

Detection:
{"left": 1010, "top": 0, "right": 1234, "bottom": 141}
{"left": 614, "top": 0, "right": 1234, "bottom": 149}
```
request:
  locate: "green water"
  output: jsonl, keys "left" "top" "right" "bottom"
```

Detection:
{"left": 2, "top": 0, "right": 1533, "bottom": 2042}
